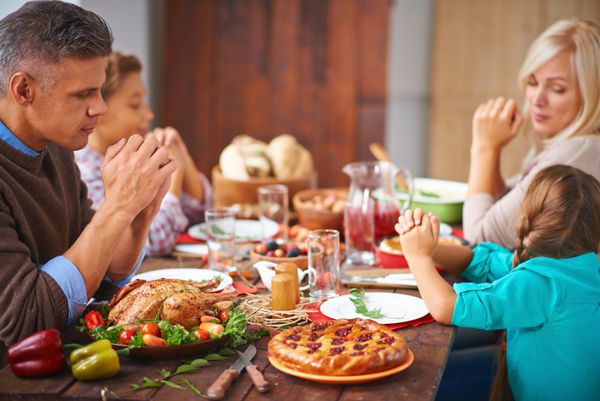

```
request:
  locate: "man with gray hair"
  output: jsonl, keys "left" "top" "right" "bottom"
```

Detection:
{"left": 0, "top": 0, "right": 177, "bottom": 347}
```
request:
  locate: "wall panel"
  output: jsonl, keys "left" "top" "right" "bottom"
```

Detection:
{"left": 429, "top": 0, "right": 600, "bottom": 181}
{"left": 163, "top": 0, "right": 390, "bottom": 188}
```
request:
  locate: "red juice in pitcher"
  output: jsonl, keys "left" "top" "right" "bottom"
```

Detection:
{"left": 374, "top": 202, "right": 400, "bottom": 240}
{"left": 344, "top": 206, "right": 374, "bottom": 254}
{"left": 342, "top": 161, "right": 412, "bottom": 266}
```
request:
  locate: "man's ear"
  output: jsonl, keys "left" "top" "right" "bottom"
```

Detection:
{"left": 9, "top": 72, "right": 35, "bottom": 105}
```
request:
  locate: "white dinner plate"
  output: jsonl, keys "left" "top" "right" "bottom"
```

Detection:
{"left": 174, "top": 244, "right": 209, "bottom": 255}
{"left": 188, "top": 219, "right": 279, "bottom": 242}
{"left": 132, "top": 268, "right": 232, "bottom": 291}
{"left": 320, "top": 292, "right": 429, "bottom": 325}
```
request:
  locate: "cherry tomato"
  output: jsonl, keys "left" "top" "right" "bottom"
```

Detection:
{"left": 119, "top": 328, "right": 137, "bottom": 345}
{"left": 140, "top": 322, "right": 160, "bottom": 337}
{"left": 219, "top": 310, "right": 231, "bottom": 323}
{"left": 83, "top": 310, "right": 105, "bottom": 330}
{"left": 199, "top": 322, "right": 224, "bottom": 336}
{"left": 142, "top": 334, "right": 166, "bottom": 347}
{"left": 194, "top": 328, "right": 210, "bottom": 341}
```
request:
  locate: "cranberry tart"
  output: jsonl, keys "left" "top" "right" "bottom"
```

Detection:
{"left": 268, "top": 318, "right": 409, "bottom": 376}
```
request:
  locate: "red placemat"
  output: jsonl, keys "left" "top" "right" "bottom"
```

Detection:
{"left": 176, "top": 232, "right": 203, "bottom": 244}
{"left": 231, "top": 283, "right": 257, "bottom": 295}
{"left": 306, "top": 304, "right": 434, "bottom": 330}
{"left": 451, "top": 226, "right": 464, "bottom": 239}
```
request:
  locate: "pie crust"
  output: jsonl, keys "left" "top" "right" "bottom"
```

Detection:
{"left": 268, "top": 318, "right": 409, "bottom": 376}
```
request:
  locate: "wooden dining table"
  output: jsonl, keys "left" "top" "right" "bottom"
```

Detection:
{"left": 0, "top": 256, "right": 456, "bottom": 401}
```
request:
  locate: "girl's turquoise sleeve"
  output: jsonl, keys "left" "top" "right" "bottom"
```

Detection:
{"left": 461, "top": 242, "right": 513, "bottom": 283}
{"left": 451, "top": 267, "right": 558, "bottom": 330}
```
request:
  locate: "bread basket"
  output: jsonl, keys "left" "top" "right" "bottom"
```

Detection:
{"left": 212, "top": 166, "right": 317, "bottom": 208}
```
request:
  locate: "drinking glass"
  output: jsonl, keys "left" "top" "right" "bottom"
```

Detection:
{"left": 307, "top": 229, "right": 341, "bottom": 298}
{"left": 258, "top": 184, "right": 289, "bottom": 240}
{"left": 205, "top": 208, "right": 236, "bottom": 273}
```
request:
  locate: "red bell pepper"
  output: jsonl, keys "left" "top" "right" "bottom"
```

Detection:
{"left": 83, "top": 310, "right": 105, "bottom": 330}
{"left": 7, "top": 329, "right": 66, "bottom": 377}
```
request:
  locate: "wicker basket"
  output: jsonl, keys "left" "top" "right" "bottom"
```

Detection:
{"left": 212, "top": 166, "right": 317, "bottom": 208}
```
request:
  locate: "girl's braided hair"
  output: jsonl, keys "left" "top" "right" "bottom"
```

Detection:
{"left": 512, "top": 164, "right": 600, "bottom": 268}
{"left": 492, "top": 164, "right": 600, "bottom": 401}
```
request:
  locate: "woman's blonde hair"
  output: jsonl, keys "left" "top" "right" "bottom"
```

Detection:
{"left": 518, "top": 18, "right": 600, "bottom": 154}
{"left": 101, "top": 52, "right": 142, "bottom": 101}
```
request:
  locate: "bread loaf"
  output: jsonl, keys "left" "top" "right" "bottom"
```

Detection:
{"left": 267, "top": 134, "right": 314, "bottom": 180}
{"left": 219, "top": 134, "right": 313, "bottom": 180}
{"left": 219, "top": 135, "right": 271, "bottom": 179}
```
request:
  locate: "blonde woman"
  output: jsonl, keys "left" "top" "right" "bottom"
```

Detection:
{"left": 75, "top": 52, "right": 212, "bottom": 256}
{"left": 464, "top": 18, "right": 600, "bottom": 247}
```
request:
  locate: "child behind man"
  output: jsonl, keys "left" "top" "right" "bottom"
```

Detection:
{"left": 396, "top": 164, "right": 600, "bottom": 401}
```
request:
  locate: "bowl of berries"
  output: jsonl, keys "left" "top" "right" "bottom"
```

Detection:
{"left": 250, "top": 240, "right": 310, "bottom": 269}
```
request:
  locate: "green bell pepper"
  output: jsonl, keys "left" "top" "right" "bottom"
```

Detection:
{"left": 70, "top": 339, "right": 120, "bottom": 381}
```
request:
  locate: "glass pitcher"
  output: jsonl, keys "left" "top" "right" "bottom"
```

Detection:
{"left": 343, "top": 161, "right": 413, "bottom": 265}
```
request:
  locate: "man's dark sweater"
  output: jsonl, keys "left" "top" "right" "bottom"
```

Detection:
{"left": 0, "top": 139, "right": 94, "bottom": 346}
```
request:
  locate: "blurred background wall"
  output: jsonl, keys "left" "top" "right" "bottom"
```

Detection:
{"left": 1, "top": 0, "right": 598, "bottom": 186}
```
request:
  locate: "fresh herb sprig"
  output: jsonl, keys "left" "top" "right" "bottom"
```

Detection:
{"left": 349, "top": 288, "right": 383, "bottom": 319}
{"left": 129, "top": 347, "right": 242, "bottom": 396}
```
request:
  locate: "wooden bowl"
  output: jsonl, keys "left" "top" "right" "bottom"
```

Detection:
{"left": 292, "top": 188, "right": 347, "bottom": 232}
{"left": 212, "top": 166, "right": 318, "bottom": 208}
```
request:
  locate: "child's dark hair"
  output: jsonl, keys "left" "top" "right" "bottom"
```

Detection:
{"left": 513, "top": 164, "right": 600, "bottom": 267}
{"left": 102, "top": 52, "right": 142, "bottom": 100}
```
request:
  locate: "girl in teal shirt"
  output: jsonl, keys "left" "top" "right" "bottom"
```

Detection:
{"left": 396, "top": 165, "right": 600, "bottom": 401}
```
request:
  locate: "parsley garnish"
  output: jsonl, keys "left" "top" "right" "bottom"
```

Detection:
{"left": 349, "top": 288, "right": 383, "bottom": 319}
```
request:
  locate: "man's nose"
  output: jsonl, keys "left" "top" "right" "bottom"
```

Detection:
{"left": 89, "top": 94, "right": 108, "bottom": 117}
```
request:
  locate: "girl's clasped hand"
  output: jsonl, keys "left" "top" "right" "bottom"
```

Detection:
{"left": 395, "top": 208, "right": 440, "bottom": 263}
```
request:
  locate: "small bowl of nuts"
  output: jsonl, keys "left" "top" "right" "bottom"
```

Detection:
{"left": 292, "top": 188, "right": 347, "bottom": 232}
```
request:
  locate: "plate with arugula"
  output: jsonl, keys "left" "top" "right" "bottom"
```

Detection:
{"left": 319, "top": 289, "right": 429, "bottom": 325}
{"left": 188, "top": 219, "right": 279, "bottom": 242}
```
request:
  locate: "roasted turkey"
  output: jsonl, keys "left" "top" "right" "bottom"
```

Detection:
{"left": 107, "top": 278, "right": 237, "bottom": 328}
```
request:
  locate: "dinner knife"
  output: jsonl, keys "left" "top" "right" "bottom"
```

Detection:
{"left": 235, "top": 348, "right": 270, "bottom": 393}
{"left": 348, "top": 275, "right": 417, "bottom": 286}
{"left": 206, "top": 344, "right": 259, "bottom": 400}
